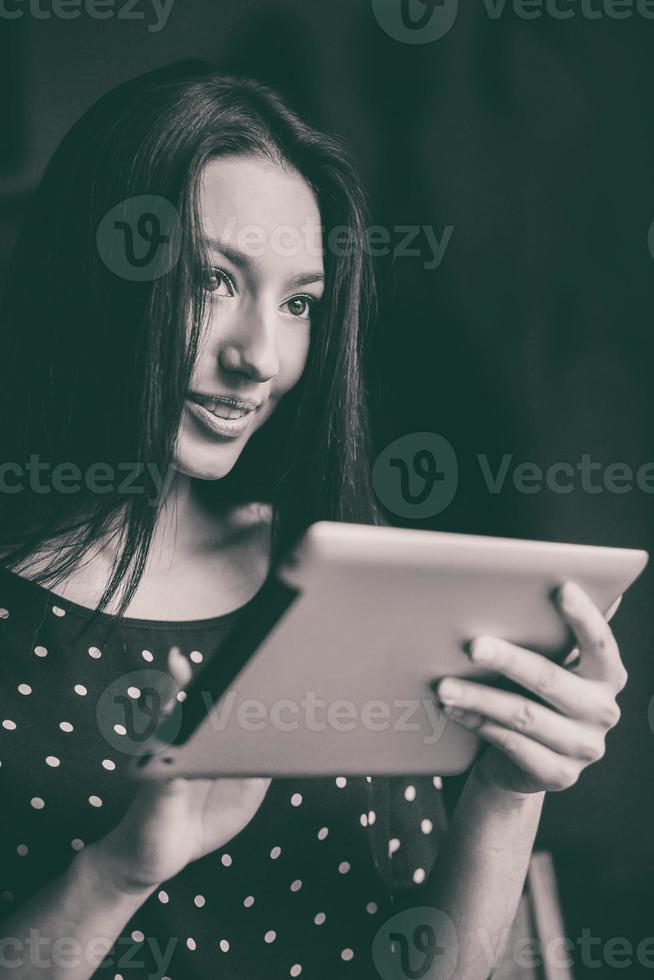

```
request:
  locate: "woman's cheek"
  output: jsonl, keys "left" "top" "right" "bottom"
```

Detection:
{"left": 280, "top": 331, "right": 311, "bottom": 389}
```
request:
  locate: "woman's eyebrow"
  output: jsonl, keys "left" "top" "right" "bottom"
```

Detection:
{"left": 203, "top": 237, "right": 252, "bottom": 270}
{"left": 291, "top": 272, "right": 325, "bottom": 288}
{"left": 204, "top": 238, "right": 324, "bottom": 288}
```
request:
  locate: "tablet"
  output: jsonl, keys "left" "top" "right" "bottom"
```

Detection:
{"left": 131, "top": 522, "right": 648, "bottom": 780}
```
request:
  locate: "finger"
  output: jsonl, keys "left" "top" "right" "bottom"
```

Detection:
{"left": 168, "top": 645, "right": 193, "bottom": 686}
{"left": 556, "top": 582, "right": 624, "bottom": 686}
{"left": 466, "top": 636, "right": 610, "bottom": 720}
{"left": 447, "top": 714, "right": 584, "bottom": 792}
{"left": 561, "top": 645, "right": 581, "bottom": 669}
{"left": 160, "top": 646, "right": 192, "bottom": 718}
{"left": 438, "top": 683, "right": 606, "bottom": 761}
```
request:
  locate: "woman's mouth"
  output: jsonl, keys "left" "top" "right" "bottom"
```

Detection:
{"left": 186, "top": 394, "right": 259, "bottom": 439}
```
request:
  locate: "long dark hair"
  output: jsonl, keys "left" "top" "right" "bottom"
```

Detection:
{"left": 0, "top": 58, "right": 385, "bottom": 620}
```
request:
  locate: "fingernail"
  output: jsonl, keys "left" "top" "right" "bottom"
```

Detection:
{"left": 442, "top": 705, "right": 466, "bottom": 719}
{"left": 438, "top": 679, "right": 461, "bottom": 704}
{"left": 450, "top": 710, "right": 483, "bottom": 730}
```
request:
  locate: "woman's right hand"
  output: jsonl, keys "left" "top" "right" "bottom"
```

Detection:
{"left": 88, "top": 647, "right": 272, "bottom": 893}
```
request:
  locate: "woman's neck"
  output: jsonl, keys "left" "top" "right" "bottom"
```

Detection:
{"left": 11, "top": 472, "right": 272, "bottom": 619}
{"left": 143, "top": 469, "right": 234, "bottom": 573}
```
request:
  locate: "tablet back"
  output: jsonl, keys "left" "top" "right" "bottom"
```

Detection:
{"left": 133, "top": 522, "right": 648, "bottom": 779}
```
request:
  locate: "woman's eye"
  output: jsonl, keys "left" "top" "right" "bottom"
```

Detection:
{"left": 203, "top": 268, "right": 235, "bottom": 297}
{"left": 282, "top": 295, "right": 318, "bottom": 320}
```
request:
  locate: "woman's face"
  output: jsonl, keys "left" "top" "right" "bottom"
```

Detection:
{"left": 174, "top": 154, "right": 324, "bottom": 480}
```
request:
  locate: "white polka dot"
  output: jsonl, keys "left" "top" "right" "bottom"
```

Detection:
{"left": 335, "top": 776, "right": 347, "bottom": 788}
{"left": 17, "top": 683, "right": 31, "bottom": 695}
{"left": 141, "top": 650, "right": 154, "bottom": 662}
{"left": 52, "top": 605, "right": 66, "bottom": 617}
{"left": 190, "top": 650, "right": 203, "bottom": 664}
{"left": 290, "top": 965, "right": 302, "bottom": 977}
{"left": 114, "top": 723, "right": 127, "bottom": 736}
{"left": 413, "top": 867, "right": 426, "bottom": 884}
{"left": 88, "top": 647, "right": 102, "bottom": 659}
{"left": 74, "top": 684, "right": 87, "bottom": 696}
{"left": 317, "top": 827, "right": 329, "bottom": 841}
{"left": 366, "top": 902, "right": 378, "bottom": 914}
{"left": 34, "top": 646, "right": 48, "bottom": 657}
{"left": 2, "top": 720, "right": 16, "bottom": 731}
{"left": 45, "top": 756, "right": 60, "bottom": 767}
{"left": 433, "top": 775, "right": 443, "bottom": 789}
{"left": 31, "top": 797, "right": 44, "bottom": 810}
{"left": 290, "top": 792, "right": 302, "bottom": 807}
{"left": 194, "top": 894, "right": 205, "bottom": 907}
{"left": 243, "top": 895, "right": 255, "bottom": 908}
{"left": 360, "top": 813, "right": 368, "bottom": 827}
{"left": 290, "top": 879, "right": 302, "bottom": 892}
{"left": 341, "top": 948, "right": 354, "bottom": 961}
{"left": 365, "top": 776, "right": 372, "bottom": 783}
{"left": 131, "top": 930, "right": 144, "bottom": 943}
{"left": 314, "top": 912, "right": 326, "bottom": 925}
{"left": 219, "top": 939, "right": 230, "bottom": 952}
{"left": 264, "top": 930, "right": 276, "bottom": 943}
{"left": 220, "top": 853, "right": 232, "bottom": 867}
{"left": 404, "top": 784, "right": 416, "bottom": 802}
{"left": 60, "top": 721, "right": 74, "bottom": 733}
{"left": 127, "top": 686, "right": 140, "bottom": 699}
{"left": 176, "top": 691, "right": 187, "bottom": 702}
{"left": 102, "top": 759, "right": 116, "bottom": 771}
{"left": 71, "top": 839, "right": 84, "bottom": 851}
{"left": 388, "top": 838, "right": 401, "bottom": 856}
{"left": 186, "top": 937, "right": 196, "bottom": 951}
{"left": 0, "top": 608, "right": 8, "bottom": 619}
{"left": 88, "top": 795, "right": 102, "bottom": 807}
{"left": 270, "top": 846, "right": 281, "bottom": 859}
{"left": 16, "top": 844, "right": 28, "bottom": 856}
{"left": 338, "top": 861, "right": 351, "bottom": 874}
{"left": 368, "top": 809, "right": 376, "bottom": 825}
{"left": 158, "top": 890, "right": 169, "bottom": 903}
{"left": 421, "top": 818, "right": 433, "bottom": 834}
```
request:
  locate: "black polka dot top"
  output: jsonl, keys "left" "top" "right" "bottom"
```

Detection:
{"left": 0, "top": 565, "right": 448, "bottom": 979}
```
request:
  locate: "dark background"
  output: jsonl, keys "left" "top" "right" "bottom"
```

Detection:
{"left": 1, "top": 1, "right": 653, "bottom": 974}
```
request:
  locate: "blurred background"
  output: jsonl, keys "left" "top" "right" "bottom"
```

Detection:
{"left": 1, "top": 0, "right": 653, "bottom": 974}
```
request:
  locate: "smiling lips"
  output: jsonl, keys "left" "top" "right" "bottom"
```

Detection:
{"left": 188, "top": 393, "right": 260, "bottom": 419}
{"left": 186, "top": 393, "right": 262, "bottom": 440}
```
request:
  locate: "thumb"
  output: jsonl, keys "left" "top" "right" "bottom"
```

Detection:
{"left": 160, "top": 646, "right": 193, "bottom": 720}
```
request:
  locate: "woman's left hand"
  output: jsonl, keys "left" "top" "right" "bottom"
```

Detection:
{"left": 435, "top": 581, "right": 628, "bottom": 796}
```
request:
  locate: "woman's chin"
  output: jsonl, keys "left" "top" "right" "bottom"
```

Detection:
{"left": 173, "top": 438, "right": 245, "bottom": 482}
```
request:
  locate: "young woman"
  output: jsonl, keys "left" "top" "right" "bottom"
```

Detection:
{"left": 0, "top": 60, "right": 628, "bottom": 979}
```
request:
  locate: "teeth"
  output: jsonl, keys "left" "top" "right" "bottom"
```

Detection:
{"left": 199, "top": 398, "right": 248, "bottom": 420}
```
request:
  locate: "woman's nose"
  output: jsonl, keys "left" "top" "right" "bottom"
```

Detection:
{"left": 218, "top": 310, "right": 280, "bottom": 384}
